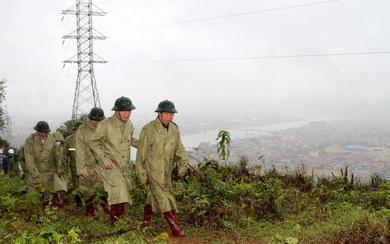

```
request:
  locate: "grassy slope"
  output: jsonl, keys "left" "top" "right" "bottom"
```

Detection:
{"left": 1, "top": 164, "right": 390, "bottom": 243}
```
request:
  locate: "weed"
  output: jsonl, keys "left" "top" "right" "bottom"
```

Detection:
{"left": 2, "top": 154, "right": 390, "bottom": 242}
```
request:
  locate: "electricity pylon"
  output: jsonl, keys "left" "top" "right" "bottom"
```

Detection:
{"left": 62, "top": 0, "right": 107, "bottom": 120}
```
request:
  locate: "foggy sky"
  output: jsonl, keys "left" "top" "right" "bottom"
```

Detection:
{"left": 1, "top": 0, "right": 390, "bottom": 128}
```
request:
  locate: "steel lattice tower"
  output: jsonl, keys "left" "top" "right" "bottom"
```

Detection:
{"left": 62, "top": 0, "right": 107, "bottom": 120}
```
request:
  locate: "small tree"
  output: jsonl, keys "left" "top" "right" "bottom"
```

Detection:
{"left": 216, "top": 130, "right": 231, "bottom": 164}
{"left": 0, "top": 137, "right": 10, "bottom": 149}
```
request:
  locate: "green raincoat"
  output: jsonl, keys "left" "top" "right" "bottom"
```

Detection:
{"left": 53, "top": 131, "right": 67, "bottom": 192}
{"left": 64, "top": 134, "right": 78, "bottom": 190}
{"left": 18, "top": 146, "right": 25, "bottom": 176}
{"left": 8, "top": 156, "right": 18, "bottom": 176}
{"left": 76, "top": 121, "right": 105, "bottom": 199}
{"left": 24, "top": 133, "right": 57, "bottom": 201}
{"left": 136, "top": 117, "right": 188, "bottom": 213}
{"left": 90, "top": 114, "right": 139, "bottom": 205}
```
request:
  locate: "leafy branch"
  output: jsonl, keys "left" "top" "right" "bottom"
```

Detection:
{"left": 216, "top": 130, "right": 231, "bottom": 164}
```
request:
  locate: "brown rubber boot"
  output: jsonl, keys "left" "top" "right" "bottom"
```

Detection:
{"left": 163, "top": 211, "right": 185, "bottom": 237}
{"left": 111, "top": 203, "right": 132, "bottom": 229}
{"left": 101, "top": 197, "right": 111, "bottom": 215}
{"left": 56, "top": 191, "right": 63, "bottom": 206}
{"left": 85, "top": 197, "right": 95, "bottom": 218}
{"left": 142, "top": 204, "right": 153, "bottom": 227}
{"left": 110, "top": 204, "right": 117, "bottom": 227}
{"left": 115, "top": 203, "right": 125, "bottom": 221}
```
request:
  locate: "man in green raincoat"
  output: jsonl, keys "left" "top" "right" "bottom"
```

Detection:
{"left": 24, "top": 121, "right": 58, "bottom": 205}
{"left": 64, "top": 121, "right": 83, "bottom": 211}
{"left": 52, "top": 131, "right": 68, "bottom": 206}
{"left": 136, "top": 99, "right": 188, "bottom": 237}
{"left": 76, "top": 107, "right": 110, "bottom": 218}
{"left": 17, "top": 146, "right": 25, "bottom": 179}
{"left": 8, "top": 151, "right": 19, "bottom": 177}
{"left": 91, "top": 96, "right": 139, "bottom": 227}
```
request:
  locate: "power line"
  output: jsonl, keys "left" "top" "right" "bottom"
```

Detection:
{"left": 105, "top": 0, "right": 341, "bottom": 33}
{"left": 17, "top": 16, "right": 65, "bottom": 114}
{"left": 110, "top": 51, "right": 390, "bottom": 63}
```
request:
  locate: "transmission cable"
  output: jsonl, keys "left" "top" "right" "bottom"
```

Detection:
{"left": 18, "top": 15, "right": 65, "bottom": 114}
{"left": 110, "top": 51, "right": 390, "bottom": 63}
{"left": 105, "top": 0, "right": 341, "bottom": 33}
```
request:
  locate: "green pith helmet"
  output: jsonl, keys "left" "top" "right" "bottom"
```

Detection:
{"left": 154, "top": 100, "right": 178, "bottom": 113}
{"left": 88, "top": 107, "right": 105, "bottom": 121}
{"left": 111, "top": 96, "right": 136, "bottom": 111}
{"left": 53, "top": 131, "right": 64, "bottom": 142}
{"left": 33, "top": 121, "right": 51, "bottom": 133}
{"left": 72, "top": 121, "right": 84, "bottom": 131}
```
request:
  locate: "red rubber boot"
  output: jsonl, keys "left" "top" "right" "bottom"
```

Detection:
{"left": 85, "top": 197, "right": 95, "bottom": 218}
{"left": 141, "top": 204, "right": 153, "bottom": 227}
{"left": 163, "top": 211, "right": 185, "bottom": 237}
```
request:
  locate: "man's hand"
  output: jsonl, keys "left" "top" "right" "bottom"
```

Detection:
{"left": 105, "top": 163, "right": 116, "bottom": 170}
{"left": 80, "top": 173, "right": 89, "bottom": 179}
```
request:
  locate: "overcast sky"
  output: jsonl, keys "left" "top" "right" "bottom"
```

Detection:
{"left": 1, "top": 0, "right": 390, "bottom": 127}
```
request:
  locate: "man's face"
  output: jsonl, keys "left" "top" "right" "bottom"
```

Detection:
{"left": 90, "top": 120, "right": 100, "bottom": 127}
{"left": 159, "top": 112, "right": 174, "bottom": 126}
{"left": 116, "top": 110, "right": 132, "bottom": 123}
{"left": 37, "top": 131, "right": 49, "bottom": 140}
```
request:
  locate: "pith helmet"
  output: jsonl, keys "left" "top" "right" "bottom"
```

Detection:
{"left": 8, "top": 149, "right": 14, "bottom": 154}
{"left": 155, "top": 100, "right": 178, "bottom": 113}
{"left": 88, "top": 107, "right": 105, "bottom": 121}
{"left": 112, "top": 96, "right": 136, "bottom": 111}
{"left": 72, "top": 121, "right": 84, "bottom": 131}
{"left": 33, "top": 121, "right": 51, "bottom": 133}
{"left": 53, "top": 131, "right": 65, "bottom": 142}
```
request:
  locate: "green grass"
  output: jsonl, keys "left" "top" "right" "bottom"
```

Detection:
{"left": 1, "top": 163, "right": 390, "bottom": 243}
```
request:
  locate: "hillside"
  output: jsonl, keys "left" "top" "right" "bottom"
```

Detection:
{"left": 1, "top": 160, "right": 390, "bottom": 243}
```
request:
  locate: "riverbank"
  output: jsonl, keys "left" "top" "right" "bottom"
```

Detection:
{"left": 181, "top": 115, "right": 337, "bottom": 148}
{"left": 179, "top": 114, "right": 304, "bottom": 136}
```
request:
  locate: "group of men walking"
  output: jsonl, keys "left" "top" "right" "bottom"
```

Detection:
{"left": 19, "top": 96, "right": 188, "bottom": 237}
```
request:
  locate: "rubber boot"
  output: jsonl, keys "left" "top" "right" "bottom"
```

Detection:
{"left": 110, "top": 204, "right": 117, "bottom": 227}
{"left": 52, "top": 193, "right": 59, "bottom": 206}
{"left": 110, "top": 203, "right": 131, "bottom": 228}
{"left": 141, "top": 204, "right": 153, "bottom": 227}
{"left": 111, "top": 203, "right": 124, "bottom": 227}
{"left": 115, "top": 203, "right": 125, "bottom": 221}
{"left": 101, "top": 196, "right": 111, "bottom": 215}
{"left": 56, "top": 191, "right": 63, "bottom": 206}
{"left": 85, "top": 197, "right": 95, "bottom": 218}
{"left": 75, "top": 195, "right": 82, "bottom": 211}
{"left": 163, "top": 211, "right": 185, "bottom": 237}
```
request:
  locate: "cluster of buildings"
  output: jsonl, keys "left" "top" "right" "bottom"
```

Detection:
{"left": 189, "top": 119, "right": 390, "bottom": 182}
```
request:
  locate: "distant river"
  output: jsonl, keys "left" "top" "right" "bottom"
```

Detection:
{"left": 181, "top": 119, "right": 320, "bottom": 149}
{"left": 130, "top": 117, "right": 340, "bottom": 158}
